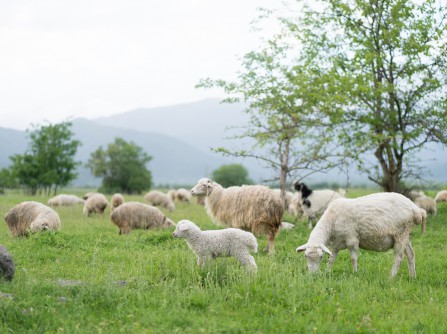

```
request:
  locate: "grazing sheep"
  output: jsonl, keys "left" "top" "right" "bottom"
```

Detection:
{"left": 273, "top": 189, "right": 294, "bottom": 211}
{"left": 414, "top": 196, "right": 437, "bottom": 216}
{"left": 280, "top": 222, "right": 296, "bottom": 230}
{"left": 83, "top": 193, "right": 109, "bottom": 217}
{"left": 293, "top": 181, "right": 344, "bottom": 229}
{"left": 82, "top": 192, "right": 101, "bottom": 200}
{"left": 48, "top": 194, "right": 84, "bottom": 206}
{"left": 296, "top": 192, "right": 426, "bottom": 278}
{"left": 167, "top": 189, "right": 177, "bottom": 201}
{"left": 408, "top": 190, "right": 426, "bottom": 201}
{"left": 435, "top": 190, "right": 447, "bottom": 203}
{"left": 4, "top": 201, "right": 61, "bottom": 237}
{"left": 0, "top": 245, "right": 15, "bottom": 281}
{"left": 190, "top": 178, "right": 283, "bottom": 254}
{"left": 110, "top": 202, "right": 175, "bottom": 234}
{"left": 288, "top": 192, "right": 304, "bottom": 218}
{"left": 175, "top": 188, "right": 192, "bottom": 203}
{"left": 111, "top": 193, "right": 125, "bottom": 210}
{"left": 173, "top": 219, "right": 258, "bottom": 272}
{"left": 144, "top": 190, "right": 175, "bottom": 212}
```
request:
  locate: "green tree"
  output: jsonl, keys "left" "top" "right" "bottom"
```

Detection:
{"left": 293, "top": 0, "right": 447, "bottom": 192}
{"left": 10, "top": 122, "right": 81, "bottom": 195}
{"left": 211, "top": 164, "right": 253, "bottom": 188}
{"left": 0, "top": 168, "right": 18, "bottom": 193}
{"left": 87, "top": 138, "right": 153, "bottom": 194}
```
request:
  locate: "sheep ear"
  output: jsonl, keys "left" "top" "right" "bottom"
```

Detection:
{"left": 296, "top": 244, "right": 308, "bottom": 252}
{"left": 179, "top": 224, "right": 189, "bottom": 231}
{"left": 320, "top": 244, "right": 332, "bottom": 256}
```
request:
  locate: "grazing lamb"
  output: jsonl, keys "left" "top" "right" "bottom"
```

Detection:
{"left": 0, "top": 245, "right": 15, "bottom": 281}
{"left": 173, "top": 219, "right": 258, "bottom": 272}
{"left": 110, "top": 202, "right": 175, "bottom": 234}
{"left": 414, "top": 196, "right": 437, "bottom": 216}
{"left": 167, "top": 189, "right": 177, "bottom": 201}
{"left": 82, "top": 192, "right": 101, "bottom": 200}
{"left": 296, "top": 192, "right": 426, "bottom": 277}
{"left": 408, "top": 190, "right": 426, "bottom": 201}
{"left": 111, "top": 193, "right": 125, "bottom": 211}
{"left": 190, "top": 178, "right": 283, "bottom": 254}
{"left": 293, "top": 181, "right": 344, "bottom": 228}
{"left": 435, "top": 190, "right": 447, "bottom": 203}
{"left": 175, "top": 188, "right": 192, "bottom": 203}
{"left": 83, "top": 193, "right": 109, "bottom": 217}
{"left": 4, "top": 201, "right": 61, "bottom": 237}
{"left": 48, "top": 194, "right": 84, "bottom": 206}
{"left": 144, "top": 190, "right": 175, "bottom": 212}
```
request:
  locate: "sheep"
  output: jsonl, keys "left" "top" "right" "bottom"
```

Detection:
{"left": 280, "top": 222, "right": 296, "bottom": 230}
{"left": 167, "top": 189, "right": 177, "bottom": 201}
{"left": 288, "top": 192, "right": 304, "bottom": 218}
{"left": 173, "top": 219, "right": 258, "bottom": 272}
{"left": 83, "top": 193, "right": 109, "bottom": 217}
{"left": 144, "top": 190, "right": 175, "bottom": 212}
{"left": 82, "top": 192, "right": 101, "bottom": 200}
{"left": 48, "top": 194, "right": 84, "bottom": 207}
{"left": 111, "top": 193, "right": 125, "bottom": 211}
{"left": 175, "top": 188, "right": 192, "bottom": 203}
{"left": 196, "top": 196, "right": 205, "bottom": 206}
{"left": 190, "top": 178, "right": 283, "bottom": 254}
{"left": 4, "top": 201, "right": 61, "bottom": 237}
{"left": 296, "top": 192, "right": 426, "bottom": 278}
{"left": 434, "top": 190, "right": 447, "bottom": 203}
{"left": 0, "top": 245, "right": 15, "bottom": 281}
{"left": 414, "top": 196, "right": 437, "bottom": 216}
{"left": 110, "top": 202, "right": 175, "bottom": 234}
{"left": 293, "top": 181, "right": 344, "bottom": 229}
{"left": 408, "top": 190, "right": 426, "bottom": 201}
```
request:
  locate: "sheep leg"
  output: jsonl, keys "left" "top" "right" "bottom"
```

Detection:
{"left": 391, "top": 242, "right": 406, "bottom": 277}
{"left": 327, "top": 250, "right": 339, "bottom": 270}
{"left": 197, "top": 256, "right": 210, "bottom": 267}
{"left": 348, "top": 245, "right": 359, "bottom": 272}
{"left": 267, "top": 232, "right": 276, "bottom": 255}
{"left": 404, "top": 242, "right": 416, "bottom": 278}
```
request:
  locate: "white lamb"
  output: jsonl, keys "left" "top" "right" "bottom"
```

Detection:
{"left": 173, "top": 219, "right": 258, "bottom": 272}
{"left": 293, "top": 181, "right": 344, "bottom": 228}
{"left": 296, "top": 192, "right": 426, "bottom": 278}
{"left": 48, "top": 194, "right": 84, "bottom": 206}
{"left": 434, "top": 190, "right": 447, "bottom": 203}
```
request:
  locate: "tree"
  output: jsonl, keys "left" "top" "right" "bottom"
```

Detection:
{"left": 87, "top": 138, "right": 153, "bottom": 194}
{"left": 211, "top": 164, "right": 253, "bottom": 187}
{"left": 294, "top": 0, "right": 447, "bottom": 192}
{"left": 10, "top": 122, "right": 81, "bottom": 195}
{"left": 0, "top": 168, "right": 18, "bottom": 193}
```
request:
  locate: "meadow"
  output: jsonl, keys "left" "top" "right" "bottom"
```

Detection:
{"left": 0, "top": 189, "right": 446, "bottom": 333}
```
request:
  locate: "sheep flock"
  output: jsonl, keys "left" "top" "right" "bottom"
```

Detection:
{"left": 1, "top": 180, "right": 446, "bottom": 282}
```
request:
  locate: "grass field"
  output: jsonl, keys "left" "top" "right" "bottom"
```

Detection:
{"left": 0, "top": 189, "right": 446, "bottom": 333}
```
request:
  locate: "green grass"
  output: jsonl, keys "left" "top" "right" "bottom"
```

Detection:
{"left": 0, "top": 190, "right": 446, "bottom": 333}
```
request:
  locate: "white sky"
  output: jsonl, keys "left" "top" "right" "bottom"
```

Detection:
{"left": 0, "top": 0, "right": 280, "bottom": 130}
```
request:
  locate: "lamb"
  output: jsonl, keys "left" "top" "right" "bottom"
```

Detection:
{"left": 167, "top": 189, "right": 177, "bottom": 201}
{"left": 82, "top": 192, "right": 101, "bottom": 200}
{"left": 296, "top": 192, "right": 426, "bottom": 278}
{"left": 4, "top": 201, "right": 61, "bottom": 237}
{"left": 293, "top": 181, "right": 344, "bottom": 228}
{"left": 414, "top": 196, "right": 437, "bottom": 216}
{"left": 110, "top": 202, "right": 175, "bottom": 234}
{"left": 288, "top": 192, "right": 304, "bottom": 218}
{"left": 173, "top": 219, "right": 258, "bottom": 272}
{"left": 144, "top": 190, "right": 175, "bottom": 212}
{"left": 48, "top": 194, "right": 84, "bottom": 207}
{"left": 175, "top": 188, "right": 192, "bottom": 203}
{"left": 0, "top": 245, "right": 15, "bottom": 281}
{"left": 434, "top": 190, "right": 447, "bottom": 203}
{"left": 190, "top": 178, "right": 283, "bottom": 254}
{"left": 83, "top": 193, "right": 109, "bottom": 217}
{"left": 111, "top": 193, "right": 125, "bottom": 211}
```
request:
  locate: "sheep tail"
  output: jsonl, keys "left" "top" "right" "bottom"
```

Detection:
{"left": 416, "top": 208, "right": 427, "bottom": 234}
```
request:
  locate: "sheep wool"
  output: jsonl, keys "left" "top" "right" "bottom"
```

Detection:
{"left": 83, "top": 193, "right": 109, "bottom": 217}
{"left": 173, "top": 219, "right": 258, "bottom": 272}
{"left": 0, "top": 245, "right": 15, "bottom": 281}
{"left": 110, "top": 202, "right": 175, "bottom": 234}
{"left": 48, "top": 194, "right": 84, "bottom": 206}
{"left": 414, "top": 196, "right": 437, "bottom": 216}
{"left": 175, "top": 188, "right": 192, "bottom": 203}
{"left": 111, "top": 193, "right": 125, "bottom": 211}
{"left": 296, "top": 192, "right": 426, "bottom": 277}
{"left": 144, "top": 190, "right": 175, "bottom": 212}
{"left": 190, "top": 178, "right": 283, "bottom": 254}
{"left": 434, "top": 190, "right": 447, "bottom": 203}
{"left": 4, "top": 201, "right": 61, "bottom": 237}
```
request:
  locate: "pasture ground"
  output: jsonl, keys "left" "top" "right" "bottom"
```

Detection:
{"left": 0, "top": 189, "right": 446, "bottom": 333}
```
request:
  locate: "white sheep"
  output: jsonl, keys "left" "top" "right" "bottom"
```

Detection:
{"left": 83, "top": 193, "right": 109, "bottom": 217}
{"left": 110, "top": 202, "right": 175, "bottom": 234}
{"left": 287, "top": 192, "right": 304, "bottom": 218}
{"left": 4, "top": 201, "right": 61, "bottom": 237}
{"left": 48, "top": 194, "right": 84, "bottom": 206}
{"left": 190, "top": 178, "right": 283, "bottom": 254}
{"left": 111, "top": 193, "right": 125, "bottom": 211}
{"left": 173, "top": 219, "right": 258, "bottom": 272}
{"left": 144, "top": 190, "right": 175, "bottom": 212}
{"left": 414, "top": 196, "right": 437, "bottom": 216}
{"left": 280, "top": 222, "right": 296, "bottom": 230}
{"left": 293, "top": 181, "right": 344, "bottom": 228}
{"left": 296, "top": 192, "right": 426, "bottom": 277}
{"left": 434, "top": 190, "right": 447, "bottom": 203}
{"left": 175, "top": 188, "right": 192, "bottom": 203}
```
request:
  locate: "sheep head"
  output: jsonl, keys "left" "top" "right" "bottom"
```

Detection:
{"left": 296, "top": 243, "right": 332, "bottom": 273}
{"left": 172, "top": 219, "right": 200, "bottom": 238}
{"left": 190, "top": 178, "right": 214, "bottom": 197}
{"left": 163, "top": 218, "right": 176, "bottom": 229}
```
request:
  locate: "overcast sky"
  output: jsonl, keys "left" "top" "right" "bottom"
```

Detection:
{"left": 0, "top": 0, "right": 280, "bottom": 130}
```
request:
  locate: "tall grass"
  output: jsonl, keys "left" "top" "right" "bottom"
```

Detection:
{"left": 0, "top": 190, "right": 446, "bottom": 333}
